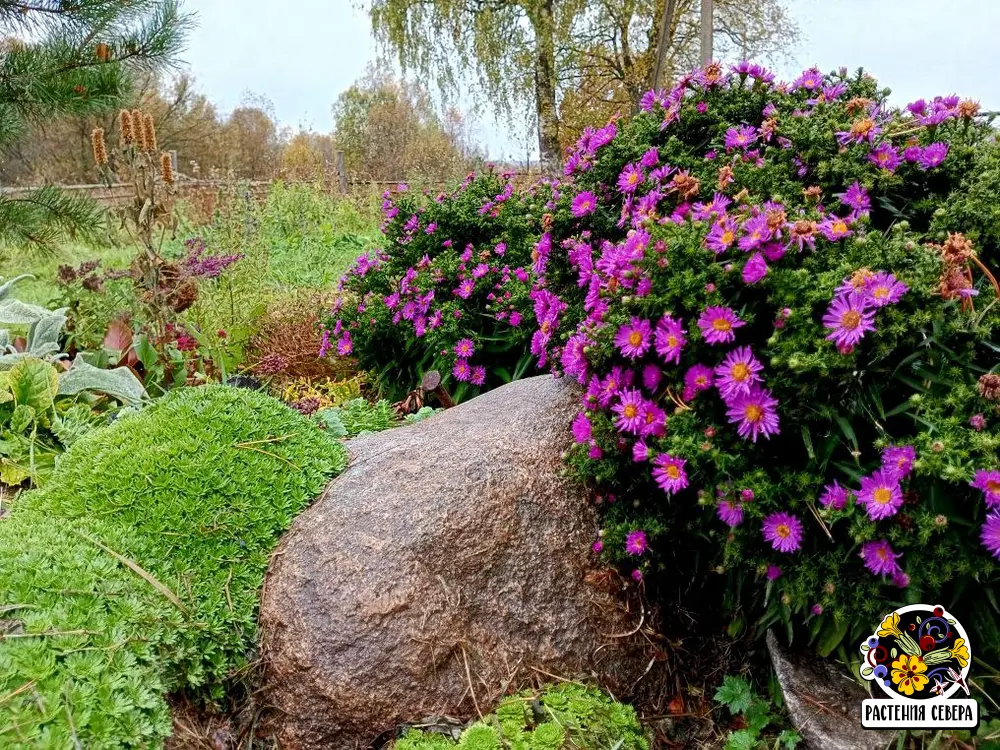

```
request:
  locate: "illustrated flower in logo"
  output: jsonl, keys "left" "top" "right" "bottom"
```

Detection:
{"left": 891, "top": 654, "right": 929, "bottom": 695}
{"left": 860, "top": 604, "right": 972, "bottom": 701}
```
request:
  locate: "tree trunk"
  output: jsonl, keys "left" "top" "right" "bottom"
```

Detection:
{"left": 530, "top": 0, "right": 560, "bottom": 173}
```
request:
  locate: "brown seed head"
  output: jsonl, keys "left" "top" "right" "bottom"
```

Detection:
{"left": 91, "top": 127, "right": 108, "bottom": 166}
{"left": 803, "top": 185, "right": 822, "bottom": 202}
{"left": 142, "top": 114, "right": 157, "bottom": 153}
{"left": 979, "top": 373, "right": 1000, "bottom": 402}
{"left": 958, "top": 99, "right": 980, "bottom": 119}
{"left": 160, "top": 153, "right": 174, "bottom": 185}
{"left": 938, "top": 267, "right": 974, "bottom": 300}
{"left": 717, "top": 165, "right": 734, "bottom": 191}
{"left": 669, "top": 170, "right": 700, "bottom": 200}
{"left": 941, "top": 232, "right": 975, "bottom": 265}
{"left": 95, "top": 42, "right": 111, "bottom": 62}
{"left": 845, "top": 97, "right": 873, "bottom": 115}
{"left": 119, "top": 109, "right": 134, "bottom": 145}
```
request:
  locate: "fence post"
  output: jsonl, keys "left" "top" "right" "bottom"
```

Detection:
{"left": 336, "top": 151, "right": 348, "bottom": 193}
{"left": 169, "top": 150, "right": 178, "bottom": 174}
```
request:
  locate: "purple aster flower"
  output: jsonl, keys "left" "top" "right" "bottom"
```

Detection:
{"left": 509, "top": 311, "right": 522, "bottom": 327}
{"left": 571, "top": 412, "right": 592, "bottom": 444}
{"left": 698, "top": 306, "right": 745, "bottom": 345}
{"left": 981, "top": 514, "right": 1000, "bottom": 559}
{"left": 742, "top": 253, "right": 769, "bottom": 284}
{"left": 454, "top": 338, "right": 475, "bottom": 358}
{"left": 738, "top": 214, "right": 771, "bottom": 251}
{"left": 633, "top": 440, "right": 652, "bottom": 462}
{"left": 881, "top": 445, "right": 916, "bottom": 479}
{"left": 839, "top": 181, "right": 871, "bottom": 217}
{"left": 906, "top": 99, "right": 928, "bottom": 116}
{"left": 836, "top": 116, "right": 880, "bottom": 145}
{"left": 571, "top": 191, "right": 598, "bottom": 218}
{"left": 725, "top": 386, "right": 780, "bottom": 442}
{"left": 704, "top": 218, "right": 738, "bottom": 254}
{"left": 642, "top": 363, "right": 662, "bottom": 392}
{"left": 766, "top": 565, "right": 782, "bottom": 581}
{"left": 819, "top": 480, "right": 850, "bottom": 510}
{"left": 903, "top": 145, "right": 923, "bottom": 163}
{"left": 612, "top": 388, "right": 646, "bottom": 434}
{"left": 652, "top": 453, "right": 689, "bottom": 495}
{"left": 861, "top": 539, "right": 902, "bottom": 576}
{"left": 823, "top": 292, "right": 876, "bottom": 350}
{"left": 869, "top": 142, "right": 902, "bottom": 172}
{"left": 892, "top": 570, "right": 911, "bottom": 588}
{"left": 970, "top": 413, "right": 986, "bottom": 431}
{"left": 717, "top": 499, "right": 744, "bottom": 527}
{"left": 793, "top": 67, "right": 823, "bottom": 91}
{"left": 740, "top": 489, "right": 754, "bottom": 502}
{"left": 762, "top": 512, "right": 803, "bottom": 553}
{"left": 625, "top": 530, "right": 648, "bottom": 556}
{"left": 336, "top": 334, "right": 353, "bottom": 356}
{"left": 724, "top": 125, "right": 758, "bottom": 150}
{"left": 453, "top": 359, "right": 472, "bottom": 382}
{"left": 597, "top": 367, "right": 628, "bottom": 408}
{"left": 971, "top": 470, "right": 1000, "bottom": 508}
{"left": 615, "top": 317, "right": 654, "bottom": 359}
{"left": 864, "top": 272, "right": 908, "bottom": 307}
{"left": 654, "top": 315, "right": 686, "bottom": 365}
{"left": 592, "top": 539, "right": 603, "bottom": 553}
{"left": 618, "top": 163, "right": 644, "bottom": 193}
{"left": 683, "top": 364, "right": 715, "bottom": 400}
{"left": 561, "top": 331, "right": 592, "bottom": 383}
{"left": 640, "top": 147, "right": 659, "bottom": 168}
{"left": 470, "top": 365, "right": 486, "bottom": 386}
{"left": 631, "top": 568, "right": 643, "bottom": 582}
{"left": 818, "top": 216, "right": 853, "bottom": 242}
{"left": 454, "top": 278, "right": 475, "bottom": 299}
{"left": 857, "top": 470, "right": 904, "bottom": 520}
{"left": 638, "top": 401, "right": 667, "bottom": 438}
{"left": 918, "top": 142, "right": 949, "bottom": 170}
{"left": 811, "top": 604, "right": 823, "bottom": 616}
{"left": 714, "top": 346, "right": 763, "bottom": 399}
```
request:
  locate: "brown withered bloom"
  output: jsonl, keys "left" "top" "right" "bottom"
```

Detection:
{"left": 957, "top": 99, "right": 981, "bottom": 119}
{"left": 940, "top": 232, "right": 976, "bottom": 264}
{"left": 938, "top": 267, "right": 974, "bottom": 301}
{"left": 979, "top": 374, "right": 1000, "bottom": 402}
{"left": 91, "top": 127, "right": 108, "bottom": 166}
{"left": 160, "top": 153, "right": 174, "bottom": 185}
{"left": 717, "top": 165, "right": 734, "bottom": 191}
{"left": 169, "top": 278, "right": 199, "bottom": 313}
{"left": 845, "top": 97, "right": 873, "bottom": 115}
{"left": 72, "top": 85, "right": 87, "bottom": 96}
{"left": 703, "top": 62, "right": 724, "bottom": 86}
{"left": 57, "top": 265, "right": 77, "bottom": 285}
{"left": 142, "top": 114, "right": 157, "bottom": 153}
{"left": 803, "top": 185, "right": 822, "bottom": 202}
{"left": 541, "top": 213, "right": 554, "bottom": 232}
{"left": 668, "top": 170, "right": 700, "bottom": 201}
{"left": 119, "top": 109, "right": 134, "bottom": 145}
{"left": 81, "top": 275, "right": 104, "bottom": 293}
{"left": 95, "top": 42, "right": 111, "bottom": 62}
{"left": 760, "top": 117, "right": 778, "bottom": 141}
{"left": 766, "top": 207, "right": 787, "bottom": 233}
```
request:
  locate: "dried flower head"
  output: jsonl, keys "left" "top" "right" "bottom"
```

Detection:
{"left": 979, "top": 373, "right": 1000, "bottom": 402}
{"left": 160, "top": 152, "right": 174, "bottom": 185}
{"left": 940, "top": 232, "right": 976, "bottom": 265}
{"left": 668, "top": 170, "right": 700, "bottom": 200}
{"left": 95, "top": 42, "right": 111, "bottom": 62}
{"left": 91, "top": 127, "right": 108, "bottom": 166}
{"left": 957, "top": 99, "right": 980, "bottom": 118}
{"left": 119, "top": 109, "right": 134, "bottom": 145}
{"left": 845, "top": 97, "right": 873, "bottom": 115}
{"left": 938, "top": 267, "right": 975, "bottom": 301}
{"left": 142, "top": 113, "right": 157, "bottom": 153}
{"left": 803, "top": 185, "right": 822, "bottom": 202}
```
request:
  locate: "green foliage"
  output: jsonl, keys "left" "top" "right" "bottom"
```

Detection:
{"left": 333, "top": 396, "right": 398, "bottom": 436}
{"left": 394, "top": 683, "right": 648, "bottom": 750}
{"left": 714, "top": 675, "right": 800, "bottom": 750}
{"left": 0, "top": 385, "right": 346, "bottom": 748}
{"left": 327, "top": 171, "right": 544, "bottom": 402}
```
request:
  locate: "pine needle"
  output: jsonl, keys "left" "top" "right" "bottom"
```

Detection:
{"left": 70, "top": 529, "right": 188, "bottom": 615}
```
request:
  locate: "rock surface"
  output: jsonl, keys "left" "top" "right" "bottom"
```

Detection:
{"left": 260, "top": 375, "right": 648, "bottom": 749}
{"left": 767, "top": 631, "right": 895, "bottom": 750}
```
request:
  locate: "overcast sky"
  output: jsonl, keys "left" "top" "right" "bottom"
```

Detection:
{"left": 180, "top": 0, "right": 1000, "bottom": 161}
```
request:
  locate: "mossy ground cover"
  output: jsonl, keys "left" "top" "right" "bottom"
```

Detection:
{"left": 0, "top": 385, "right": 346, "bottom": 748}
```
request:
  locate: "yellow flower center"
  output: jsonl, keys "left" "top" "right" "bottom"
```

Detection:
{"left": 873, "top": 286, "right": 889, "bottom": 299}
{"left": 541, "top": 321, "right": 551, "bottom": 333}
{"left": 628, "top": 331, "right": 643, "bottom": 347}
{"left": 877, "top": 548, "right": 888, "bottom": 560}
{"left": 731, "top": 363, "right": 750, "bottom": 381}
{"left": 628, "top": 172, "right": 639, "bottom": 185}
{"left": 832, "top": 220, "right": 848, "bottom": 234}
{"left": 667, "top": 335, "right": 678, "bottom": 348}
{"left": 776, "top": 523, "right": 791, "bottom": 538}
{"left": 722, "top": 230, "right": 735, "bottom": 244}
{"left": 712, "top": 318, "right": 732, "bottom": 332}
{"left": 873, "top": 488, "right": 893, "bottom": 505}
{"left": 745, "top": 404, "right": 763, "bottom": 423}
{"left": 696, "top": 376, "right": 708, "bottom": 386}
{"left": 851, "top": 117, "right": 876, "bottom": 137}
{"left": 841, "top": 310, "right": 862, "bottom": 330}
{"left": 624, "top": 404, "right": 638, "bottom": 419}
{"left": 988, "top": 480, "right": 1000, "bottom": 494}
{"left": 666, "top": 465, "right": 680, "bottom": 479}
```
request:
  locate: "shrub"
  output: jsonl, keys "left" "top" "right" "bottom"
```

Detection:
{"left": 394, "top": 683, "right": 648, "bottom": 750}
{"left": 0, "top": 386, "right": 346, "bottom": 748}
{"left": 325, "top": 171, "right": 547, "bottom": 402}
{"left": 533, "top": 64, "right": 1000, "bottom": 660}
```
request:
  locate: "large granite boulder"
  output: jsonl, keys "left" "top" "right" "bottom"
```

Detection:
{"left": 767, "top": 631, "right": 895, "bottom": 750}
{"left": 260, "top": 375, "right": 648, "bottom": 749}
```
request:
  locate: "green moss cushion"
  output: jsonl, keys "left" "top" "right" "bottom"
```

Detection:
{"left": 0, "top": 385, "right": 346, "bottom": 748}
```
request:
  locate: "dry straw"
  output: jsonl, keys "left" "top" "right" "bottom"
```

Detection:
{"left": 91, "top": 127, "right": 108, "bottom": 166}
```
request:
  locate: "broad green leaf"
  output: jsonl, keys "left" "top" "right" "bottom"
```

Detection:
{"left": 57, "top": 355, "right": 147, "bottom": 404}
{"left": 0, "top": 297, "right": 51, "bottom": 325}
{"left": 714, "top": 675, "right": 754, "bottom": 714}
{"left": 8, "top": 358, "right": 58, "bottom": 412}
{"left": 816, "top": 617, "right": 850, "bottom": 657}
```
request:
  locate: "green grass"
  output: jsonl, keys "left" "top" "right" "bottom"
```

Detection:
{"left": 0, "top": 385, "right": 347, "bottom": 748}
{"left": 0, "top": 241, "right": 135, "bottom": 307}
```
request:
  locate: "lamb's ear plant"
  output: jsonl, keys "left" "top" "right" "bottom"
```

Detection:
{"left": 0, "top": 275, "right": 147, "bottom": 485}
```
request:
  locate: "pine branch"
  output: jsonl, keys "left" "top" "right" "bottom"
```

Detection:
{"left": 0, "top": 186, "right": 104, "bottom": 252}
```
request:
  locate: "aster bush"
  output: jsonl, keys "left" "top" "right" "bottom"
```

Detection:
{"left": 325, "top": 171, "right": 549, "bottom": 401}
{"left": 535, "top": 64, "right": 1000, "bottom": 659}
